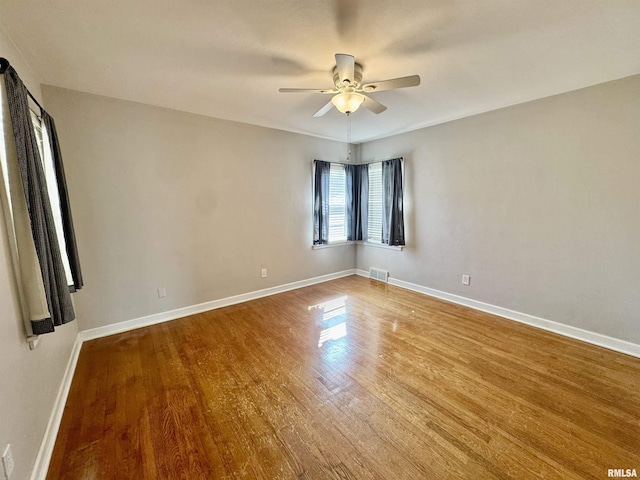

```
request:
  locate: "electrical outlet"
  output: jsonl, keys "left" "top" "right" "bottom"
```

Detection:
{"left": 462, "top": 274, "right": 471, "bottom": 286}
{"left": 2, "top": 444, "right": 15, "bottom": 479}
{"left": 157, "top": 287, "right": 166, "bottom": 298}
{"left": 261, "top": 268, "right": 267, "bottom": 278}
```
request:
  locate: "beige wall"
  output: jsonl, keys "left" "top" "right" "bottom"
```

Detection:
{"left": 42, "top": 86, "right": 354, "bottom": 331}
{"left": 357, "top": 75, "right": 640, "bottom": 344}
{"left": 0, "top": 27, "right": 79, "bottom": 480}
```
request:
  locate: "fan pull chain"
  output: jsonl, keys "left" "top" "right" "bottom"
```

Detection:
{"left": 346, "top": 113, "right": 352, "bottom": 162}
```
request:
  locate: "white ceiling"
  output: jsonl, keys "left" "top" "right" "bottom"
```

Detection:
{"left": 1, "top": 0, "right": 640, "bottom": 143}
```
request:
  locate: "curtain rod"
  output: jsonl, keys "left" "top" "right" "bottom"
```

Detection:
{"left": 314, "top": 157, "right": 404, "bottom": 166}
{"left": 0, "top": 57, "right": 45, "bottom": 113}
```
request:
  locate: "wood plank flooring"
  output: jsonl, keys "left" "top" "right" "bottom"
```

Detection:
{"left": 47, "top": 276, "right": 640, "bottom": 479}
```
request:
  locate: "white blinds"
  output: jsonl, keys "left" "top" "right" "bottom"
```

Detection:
{"left": 328, "top": 163, "right": 348, "bottom": 242}
{"left": 367, "top": 161, "right": 383, "bottom": 243}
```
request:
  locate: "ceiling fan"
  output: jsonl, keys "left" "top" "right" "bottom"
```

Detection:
{"left": 279, "top": 53, "right": 420, "bottom": 117}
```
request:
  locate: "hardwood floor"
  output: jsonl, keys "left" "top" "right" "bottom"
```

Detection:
{"left": 47, "top": 276, "right": 640, "bottom": 479}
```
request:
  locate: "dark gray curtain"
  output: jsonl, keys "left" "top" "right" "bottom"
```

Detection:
{"left": 41, "top": 112, "right": 83, "bottom": 292}
{"left": 359, "top": 165, "right": 369, "bottom": 241}
{"left": 382, "top": 158, "right": 405, "bottom": 246}
{"left": 4, "top": 66, "right": 75, "bottom": 334}
{"left": 313, "top": 160, "right": 330, "bottom": 244}
{"left": 345, "top": 164, "right": 368, "bottom": 241}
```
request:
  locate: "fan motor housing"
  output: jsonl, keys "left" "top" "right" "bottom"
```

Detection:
{"left": 333, "top": 63, "right": 363, "bottom": 89}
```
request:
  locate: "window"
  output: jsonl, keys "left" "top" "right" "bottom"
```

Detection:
{"left": 30, "top": 110, "right": 45, "bottom": 159}
{"left": 31, "top": 111, "right": 74, "bottom": 287}
{"left": 2, "top": 61, "right": 83, "bottom": 335}
{"left": 313, "top": 158, "right": 405, "bottom": 247}
{"left": 328, "top": 163, "right": 348, "bottom": 243}
{"left": 367, "top": 161, "right": 383, "bottom": 244}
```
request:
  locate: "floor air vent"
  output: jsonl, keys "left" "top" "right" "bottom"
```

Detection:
{"left": 369, "top": 267, "right": 389, "bottom": 283}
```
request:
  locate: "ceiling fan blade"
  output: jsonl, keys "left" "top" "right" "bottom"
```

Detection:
{"left": 313, "top": 101, "right": 335, "bottom": 117}
{"left": 361, "top": 75, "right": 420, "bottom": 93}
{"left": 335, "top": 53, "right": 355, "bottom": 84}
{"left": 361, "top": 94, "right": 387, "bottom": 114}
{"left": 279, "top": 88, "right": 337, "bottom": 94}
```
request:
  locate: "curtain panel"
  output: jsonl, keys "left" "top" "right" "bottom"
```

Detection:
{"left": 41, "top": 112, "right": 83, "bottom": 292}
{"left": 2, "top": 65, "right": 77, "bottom": 334}
{"left": 344, "top": 163, "right": 368, "bottom": 241}
{"left": 313, "top": 160, "right": 330, "bottom": 244}
{"left": 0, "top": 73, "right": 51, "bottom": 330}
{"left": 382, "top": 158, "right": 405, "bottom": 246}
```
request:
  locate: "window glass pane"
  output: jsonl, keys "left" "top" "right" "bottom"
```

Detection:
{"left": 30, "top": 111, "right": 45, "bottom": 160}
{"left": 367, "top": 162, "right": 383, "bottom": 243}
{"left": 0, "top": 90, "right": 12, "bottom": 213}
{"left": 34, "top": 115, "right": 74, "bottom": 287}
{"left": 328, "top": 163, "right": 347, "bottom": 243}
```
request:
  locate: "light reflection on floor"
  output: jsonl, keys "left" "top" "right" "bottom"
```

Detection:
{"left": 317, "top": 321, "right": 347, "bottom": 348}
{"left": 308, "top": 296, "right": 348, "bottom": 354}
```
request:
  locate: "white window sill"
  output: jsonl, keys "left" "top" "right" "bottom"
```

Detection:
{"left": 312, "top": 241, "right": 354, "bottom": 249}
{"left": 356, "top": 241, "right": 404, "bottom": 251}
{"left": 312, "top": 241, "right": 404, "bottom": 251}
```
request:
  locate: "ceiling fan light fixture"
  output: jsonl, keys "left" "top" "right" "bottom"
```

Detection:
{"left": 279, "top": 53, "right": 419, "bottom": 117}
{"left": 331, "top": 92, "right": 364, "bottom": 114}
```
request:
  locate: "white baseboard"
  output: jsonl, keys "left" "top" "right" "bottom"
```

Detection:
{"left": 30, "top": 334, "right": 83, "bottom": 480}
{"left": 80, "top": 269, "right": 357, "bottom": 342}
{"left": 356, "top": 269, "right": 640, "bottom": 358}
